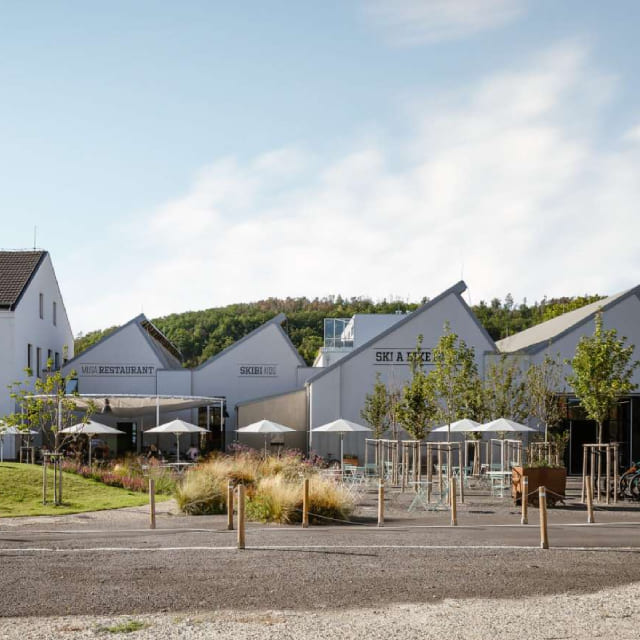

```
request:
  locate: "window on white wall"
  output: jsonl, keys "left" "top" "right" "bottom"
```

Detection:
{"left": 27, "top": 344, "right": 32, "bottom": 373}
{"left": 53, "top": 301, "right": 57, "bottom": 326}
{"left": 39, "top": 293, "right": 44, "bottom": 319}
{"left": 54, "top": 352, "right": 60, "bottom": 370}
{"left": 36, "top": 347, "right": 41, "bottom": 377}
{"left": 47, "top": 349, "right": 52, "bottom": 369}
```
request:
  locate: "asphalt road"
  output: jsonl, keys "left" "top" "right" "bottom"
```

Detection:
{"left": 2, "top": 511, "right": 640, "bottom": 617}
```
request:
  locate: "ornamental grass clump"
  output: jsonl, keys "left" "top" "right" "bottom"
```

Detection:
{"left": 175, "top": 452, "right": 354, "bottom": 524}
{"left": 244, "top": 475, "right": 354, "bottom": 524}
{"left": 175, "top": 464, "right": 228, "bottom": 515}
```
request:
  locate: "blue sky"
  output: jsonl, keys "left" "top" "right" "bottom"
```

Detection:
{"left": 1, "top": 1, "right": 640, "bottom": 334}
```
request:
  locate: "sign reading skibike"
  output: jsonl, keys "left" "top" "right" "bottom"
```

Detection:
{"left": 373, "top": 348, "right": 435, "bottom": 365}
{"left": 80, "top": 363, "right": 156, "bottom": 377}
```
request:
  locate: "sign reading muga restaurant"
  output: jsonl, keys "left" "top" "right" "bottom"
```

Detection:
{"left": 373, "top": 348, "right": 434, "bottom": 365}
{"left": 79, "top": 363, "right": 156, "bottom": 377}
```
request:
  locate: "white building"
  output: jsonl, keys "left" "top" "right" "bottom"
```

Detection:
{"left": 497, "top": 286, "right": 640, "bottom": 472}
{"left": 0, "top": 251, "right": 74, "bottom": 458}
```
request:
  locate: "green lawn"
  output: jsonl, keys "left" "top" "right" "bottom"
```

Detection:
{"left": 0, "top": 462, "right": 169, "bottom": 517}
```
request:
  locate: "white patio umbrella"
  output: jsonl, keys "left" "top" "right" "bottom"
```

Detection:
{"left": 475, "top": 418, "right": 537, "bottom": 434}
{"left": 431, "top": 418, "right": 481, "bottom": 434}
{"left": 475, "top": 418, "right": 537, "bottom": 475}
{"left": 0, "top": 423, "right": 38, "bottom": 462}
{"left": 60, "top": 420, "right": 125, "bottom": 466}
{"left": 144, "top": 419, "right": 208, "bottom": 462}
{"left": 312, "top": 419, "right": 371, "bottom": 472}
{"left": 236, "top": 420, "right": 295, "bottom": 455}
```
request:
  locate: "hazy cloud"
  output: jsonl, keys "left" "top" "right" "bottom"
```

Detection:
{"left": 362, "top": 0, "right": 527, "bottom": 45}
{"left": 71, "top": 42, "right": 640, "bottom": 331}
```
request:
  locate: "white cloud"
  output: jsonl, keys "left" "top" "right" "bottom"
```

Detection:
{"left": 69, "top": 41, "right": 640, "bottom": 332}
{"left": 361, "top": 0, "right": 527, "bottom": 46}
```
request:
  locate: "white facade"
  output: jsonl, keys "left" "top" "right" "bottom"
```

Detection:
{"left": 192, "top": 313, "right": 310, "bottom": 441}
{"left": 0, "top": 252, "right": 74, "bottom": 418}
{"left": 307, "top": 282, "right": 497, "bottom": 460}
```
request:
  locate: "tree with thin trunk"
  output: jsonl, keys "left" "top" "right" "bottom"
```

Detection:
{"left": 360, "top": 373, "right": 390, "bottom": 439}
{"left": 483, "top": 354, "right": 528, "bottom": 423}
{"left": 567, "top": 312, "right": 639, "bottom": 444}
{"left": 526, "top": 352, "right": 564, "bottom": 442}
{"left": 429, "top": 322, "right": 484, "bottom": 440}
{"left": 397, "top": 335, "right": 438, "bottom": 441}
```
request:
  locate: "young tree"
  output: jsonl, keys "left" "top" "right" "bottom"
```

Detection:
{"left": 483, "top": 354, "right": 528, "bottom": 423}
{"left": 360, "top": 373, "right": 390, "bottom": 439}
{"left": 526, "top": 352, "right": 564, "bottom": 442}
{"left": 429, "top": 322, "right": 484, "bottom": 440}
{"left": 5, "top": 359, "right": 93, "bottom": 451}
{"left": 397, "top": 335, "right": 438, "bottom": 440}
{"left": 568, "top": 312, "right": 639, "bottom": 444}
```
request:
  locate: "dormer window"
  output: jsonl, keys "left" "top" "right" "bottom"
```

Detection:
{"left": 39, "top": 293, "right": 44, "bottom": 319}
{"left": 53, "top": 301, "right": 57, "bottom": 326}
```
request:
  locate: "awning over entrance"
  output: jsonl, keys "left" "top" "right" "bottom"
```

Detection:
{"left": 28, "top": 394, "right": 223, "bottom": 417}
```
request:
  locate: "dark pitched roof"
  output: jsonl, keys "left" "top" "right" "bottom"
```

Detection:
{"left": 0, "top": 250, "right": 47, "bottom": 310}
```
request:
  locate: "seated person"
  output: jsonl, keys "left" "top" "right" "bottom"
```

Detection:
{"left": 186, "top": 446, "right": 199, "bottom": 462}
{"left": 147, "top": 444, "right": 162, "bottom": 460}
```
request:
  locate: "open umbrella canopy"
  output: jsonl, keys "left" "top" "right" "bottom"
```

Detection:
{"left": 144, "top": 419, "right": 208, "bottom": 434}
{"left": 1, "top": 426, "right": 39, "bottom": 435}
{"left": 60, "top": 421, "right": 125, "bottom": 435}
{"left": 236, "top": 420, "right": 295, "bottom": 434}
{"left": 476, "top": 418, "right": 537, "bottom": 433}
{"left": 431, "top": 419, "right": 481, "bottom": 433}
{"left": 312, "top": 419, "right": 371, "bottom": 433}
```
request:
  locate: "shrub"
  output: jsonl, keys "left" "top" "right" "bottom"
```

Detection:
{"left": 177, "top": 453, "right": 354, "bottom": 524}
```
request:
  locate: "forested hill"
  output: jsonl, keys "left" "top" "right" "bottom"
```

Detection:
{"left": 74, "top": 294, "right": 605, "bottom": 367}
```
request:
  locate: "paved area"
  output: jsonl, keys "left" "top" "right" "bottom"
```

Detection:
{"left": 2, "top": 478, "right": 640, "bottom": 638}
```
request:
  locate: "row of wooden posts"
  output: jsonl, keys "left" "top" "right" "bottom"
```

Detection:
{"left": 146, "top": 475, "right": 599, "bottom": 550}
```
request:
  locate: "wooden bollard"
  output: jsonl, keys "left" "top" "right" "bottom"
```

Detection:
{"left": 378, "top": 480, "right": 384, "bottom": 527}
{"left": 227, "top": 481, "right": 234, "bottom": 530}
{"left": 149, "top": 478, "right": 156, "bottom": 530}
{"left": 521, "top": 476, "right": 528, "bottom": 525}
{"left": 450, "top": 476, "right": 457, "bottom": 526}
{"left": 302, "top": 477, "right": 310, "bottom": 528}
{"left": 539, "top": 486, "right": 549, "bottom": 549}
{"left": 237, "top": 484, "right": 246, "bottom": 550}
{"left": 586, "top": 476, "right": 595, "bottom": 524}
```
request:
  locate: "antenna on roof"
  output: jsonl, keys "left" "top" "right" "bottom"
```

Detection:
{"left": 33, "top": 226, "right": 37, "bottom": 250}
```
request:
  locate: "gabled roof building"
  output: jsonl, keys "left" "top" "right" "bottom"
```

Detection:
{"left": 0, "top": 251, "right": 74, "bottom": 456}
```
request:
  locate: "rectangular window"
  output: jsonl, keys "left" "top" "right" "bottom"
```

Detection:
{"left": 39, "top": 293, "right": 44, "bottom": 319}
{"left": 47, "top": 349, "right": 53, "bottom": 369}
{"left": 36, "top": 347, "right": 41, "bottom": 377}
{"left": 53, "top": 301, "right": 57, "bottom": 326}
{"left": 27, "top": 344, "right": 32, "bottom": 373}
{"left": 54, "top": 352, "right": 60, "bottom": 370}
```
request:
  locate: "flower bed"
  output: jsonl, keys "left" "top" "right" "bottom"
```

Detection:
{"left": 61, "top": 456, "right": 176, "bottom": 494}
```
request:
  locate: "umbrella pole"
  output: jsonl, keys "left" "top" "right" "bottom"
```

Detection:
{"left": 176, "top": 434, "right": 180, "bottom": 463}
{"left": 89, "top": 436, "right": 92, "bottom": 467}
{"left": 264, "top": 435, "right": 268, "bottom": 457}
{"left": 340, "top": 433, "right": 344, "bottom": 474}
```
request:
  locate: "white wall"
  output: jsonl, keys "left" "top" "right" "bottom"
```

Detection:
{"left": 531, "top": 293, "right": 640, "bottom": 391}
{"left": 308, "top": 292, "right": 496, "bottom": 460}
{"left": 192, "top": 322, "right": 304, "bottom": 436}
{"left": 63, "top": 322, "right": 164, "bottom": 396}
{"left": 0, "top": 254, "right": 74, "bottom": 422}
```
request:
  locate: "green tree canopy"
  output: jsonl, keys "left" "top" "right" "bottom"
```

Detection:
{"left": 567, "top": 312, "right": 639, "bottom": 443}
{"left": 397, "top": 336, "right": 438, "bottom": 441}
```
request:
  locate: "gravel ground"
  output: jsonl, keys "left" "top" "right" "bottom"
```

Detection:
{"left": 2, "top": 479, "right": 640, "bottom": 638}
{"left": 0, "top": 582, "right": 638, "bottom": 639}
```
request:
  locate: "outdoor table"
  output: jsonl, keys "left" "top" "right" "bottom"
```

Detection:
{"left": 487, "top": 471, "right": 512, "bottom": 497}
